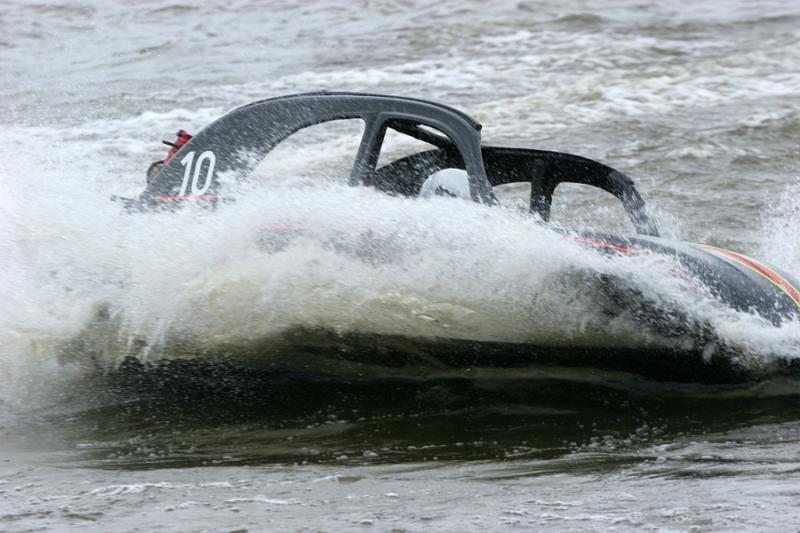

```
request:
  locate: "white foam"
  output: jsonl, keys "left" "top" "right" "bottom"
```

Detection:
{"left": 760, "top": 181, "right": 800, "bottom": 274}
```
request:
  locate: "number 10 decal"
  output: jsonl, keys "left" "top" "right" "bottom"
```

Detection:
{"left": 179, "top": 151, "right": 216, "bottom": 196}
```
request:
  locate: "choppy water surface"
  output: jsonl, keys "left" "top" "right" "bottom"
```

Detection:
{"left": 2, "top": 0, "right": 800, "bottom": 531}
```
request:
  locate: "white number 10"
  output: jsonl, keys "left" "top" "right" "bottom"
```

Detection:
{"left": 178, "top": 150, "right": 216, "bottom": 196}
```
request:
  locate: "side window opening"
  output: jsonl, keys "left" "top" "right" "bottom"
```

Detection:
{"left": 492, "top": 182, "right": 533, "bottom": 212}
{"left": 549, "top": 183, "right": 634, "bottom": 234}
{"left": 376, "top": 121, "right": 463, "bottom": 169}
{"left": 249, "top": 119, "right": 365, "bottom": 186}
{"left": 368, "top": 120, "right": 466, "bottom": 197}
{"left": 377, "top": 127, "right": 439, "bottom": 169}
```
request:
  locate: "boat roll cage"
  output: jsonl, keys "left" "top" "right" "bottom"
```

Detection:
{"left": 141, "top": 91, "right": 659, "bottom": 237}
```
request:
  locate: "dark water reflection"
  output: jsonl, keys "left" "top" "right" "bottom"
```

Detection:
{"left": 27, "top": 359, "right": 800, "bottom": 472}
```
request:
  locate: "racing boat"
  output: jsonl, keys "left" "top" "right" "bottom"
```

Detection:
{"left": 105, "top": 92, "right": 799, "bottom": 383}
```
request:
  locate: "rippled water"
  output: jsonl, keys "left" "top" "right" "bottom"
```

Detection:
{"left": 2, "top": 0, "right": 800, "bottom": 531}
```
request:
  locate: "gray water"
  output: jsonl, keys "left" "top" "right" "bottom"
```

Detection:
{"left": 3, "top": 0, "right": 800, "bottom": 531}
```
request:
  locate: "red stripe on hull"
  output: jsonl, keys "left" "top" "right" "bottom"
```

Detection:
{"left": 154, "top": 195, "right": 218, "bottom": 201}
{"left": 694, "top": 244, "right": 800, "bottom": 308}
{"left": 564, "top": 235, "right": 637, "bottom": 255}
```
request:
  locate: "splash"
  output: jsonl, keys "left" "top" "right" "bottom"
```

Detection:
{"left": 760, "top": 180, "right": 800, "bottom": 273}
{"left": 3, "top": 168, "right": 799, "bottom": 380}
{"left": 2, "top": 114, "right": 800, "bottom": 402}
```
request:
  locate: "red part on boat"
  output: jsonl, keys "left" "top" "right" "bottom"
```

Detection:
{"left": 163, "top": 130, "right": 193, "bottom": 163}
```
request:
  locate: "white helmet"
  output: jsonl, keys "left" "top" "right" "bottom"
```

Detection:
{"left": 419, "top": 168, "right": 472, "bottom": 200}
